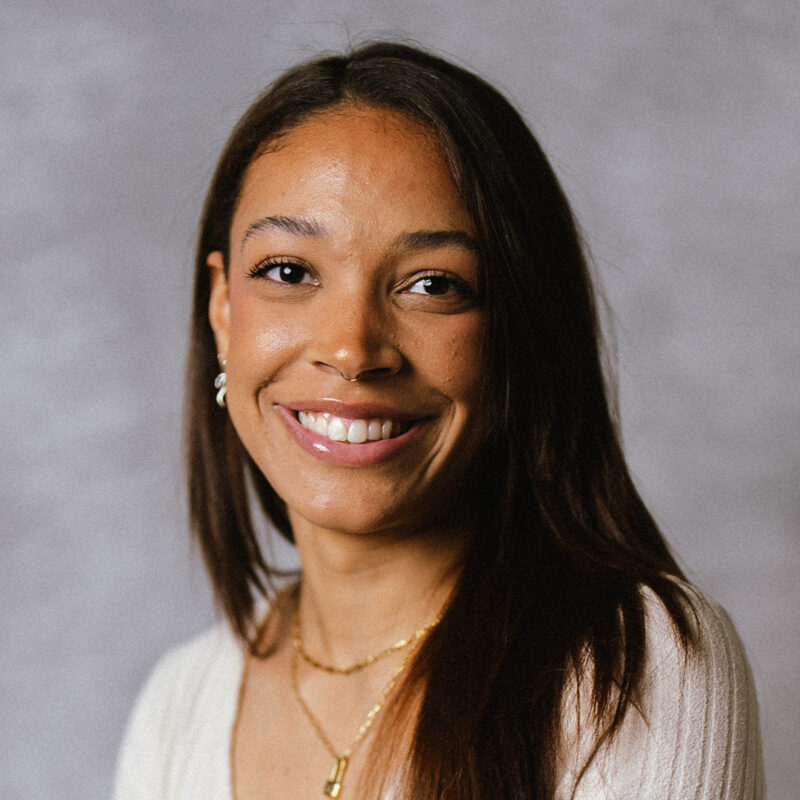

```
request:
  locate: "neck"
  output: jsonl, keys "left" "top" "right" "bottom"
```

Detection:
{"left": 290, "top": 514, "right": 469, "bottom": 666}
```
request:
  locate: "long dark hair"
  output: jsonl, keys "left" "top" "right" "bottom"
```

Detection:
{"left": 186, "top": 42, "right": 695, "bottom": 798}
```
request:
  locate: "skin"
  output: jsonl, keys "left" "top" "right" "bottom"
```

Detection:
{"left": 207, "top": 106, "right": 489, "bottom": 798}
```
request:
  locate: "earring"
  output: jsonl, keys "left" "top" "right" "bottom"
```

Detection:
{"left": 214, "top": 356, "right": 227, "bottom": 408}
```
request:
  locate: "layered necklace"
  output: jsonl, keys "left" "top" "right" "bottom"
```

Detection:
{"left": 290, "top": 604, "right": 442, "bottom": 798}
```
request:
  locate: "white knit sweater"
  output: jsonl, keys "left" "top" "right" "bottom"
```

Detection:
{"left": 113, "top": 586, "right": 764, "bottom": 799}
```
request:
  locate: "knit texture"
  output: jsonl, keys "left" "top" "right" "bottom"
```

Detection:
{"left": 555, "top": 585, "right": 764, "bottom": 799}
{"left": 113, "top": 586, "right": 764, "bottom": 799}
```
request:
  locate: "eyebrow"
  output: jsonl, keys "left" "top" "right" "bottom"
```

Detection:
{"left": 241, "top": 215, "right": 327, "bottom": 247}
{"left": 393, "top": 229, "right": 478, "bottom": 253}
{"left": 240, "top": 215, "right": 478, "bottom": 254}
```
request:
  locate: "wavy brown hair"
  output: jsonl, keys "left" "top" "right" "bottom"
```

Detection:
{"left": 185, "top": 41, "right": 695, "bottom": 798}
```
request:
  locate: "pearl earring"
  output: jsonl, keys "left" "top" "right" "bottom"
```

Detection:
{"left": 214, "top": 356, "right": 227, "bottom": 408}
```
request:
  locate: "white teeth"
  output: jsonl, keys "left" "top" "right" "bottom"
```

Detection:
{"left": 347, "top": 419, "right": 368, "bottom": 443}
{"left": 296, "top": 412, "right": 405, "bottom": 443}
{"left": 327, "top": 417, "right": 347, "bottom": 442}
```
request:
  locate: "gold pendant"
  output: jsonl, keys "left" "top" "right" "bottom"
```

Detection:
{"left": 324, "top": 756, "right": 348, "bottom": 797}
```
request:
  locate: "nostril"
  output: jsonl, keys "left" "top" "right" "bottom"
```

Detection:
{"left": 350, "top": 366, "right": 396, "bottom": 382}
{"left": 312, "top": 341, "right": 405, "bottom": 381}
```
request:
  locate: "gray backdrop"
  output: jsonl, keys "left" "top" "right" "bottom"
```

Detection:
{"left": 2, "top": 1, "right": 797, "bottom": 798}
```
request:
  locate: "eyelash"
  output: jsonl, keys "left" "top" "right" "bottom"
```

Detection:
{"left": 246, "top": 258, "right": 315, "bottom": 284}
{"left": 246, "top": 259, "right": 476, "bottom": 300}
{"left": 404, "top": 271, "right": 475, "bottom": 298}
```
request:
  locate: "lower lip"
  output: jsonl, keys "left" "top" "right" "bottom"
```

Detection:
{"left": 275, "top": 405, "right": 428, "bottom": 467}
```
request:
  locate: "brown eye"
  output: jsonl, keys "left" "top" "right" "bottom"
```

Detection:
{"left": 270, "top": 263, "right": 309, "bottom": 284}
{"left": 406, "top": 274, "right": 472, "bottom": 297}
{"left": 248, "top": 259, "right": 317, "bottom": 285}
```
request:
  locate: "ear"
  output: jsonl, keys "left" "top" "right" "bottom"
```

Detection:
{"left": 207, "top": 251, "right": 230, "bottom": 359}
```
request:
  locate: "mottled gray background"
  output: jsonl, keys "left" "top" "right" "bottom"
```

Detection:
{"left": 2, "top": 1, "right": 797, "bottom": 797}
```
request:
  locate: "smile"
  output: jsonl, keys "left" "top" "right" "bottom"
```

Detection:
{"left": 296, "top": 411, "right": 412, "bottom": 443}
{"left": 275, "top": 404, "right": 428, "bottom": 467}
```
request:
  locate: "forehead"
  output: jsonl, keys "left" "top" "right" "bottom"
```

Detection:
{"left": 230, "top": 107, "right": 472, "bottom": 243}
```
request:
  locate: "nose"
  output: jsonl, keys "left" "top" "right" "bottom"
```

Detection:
{"left": 308, "top": 292, "right": 404, "bottom": 382}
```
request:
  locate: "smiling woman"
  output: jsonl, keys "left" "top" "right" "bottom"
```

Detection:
{"left": 113, "top": 43, "right": 763, "bottom": 800}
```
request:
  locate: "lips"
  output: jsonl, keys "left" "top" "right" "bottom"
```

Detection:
{"left": 274, "top": 402, "right": 428, "bottom": 467}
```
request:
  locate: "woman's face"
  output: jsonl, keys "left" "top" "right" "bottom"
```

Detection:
{"left": 208, "top": 107, "right": 488, "bottom": 537}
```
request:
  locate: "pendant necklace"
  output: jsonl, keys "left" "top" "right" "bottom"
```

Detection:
{"left": 290, "top": 608, "right": 441, "bottom": 797}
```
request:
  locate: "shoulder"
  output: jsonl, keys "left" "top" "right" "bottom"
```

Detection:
{"left": 147, "top": 622, "right": 244, "bottom": 707}
{"left": 558, "top": 582, "right": 765, "bottom": 800}
{"left": 125, "top": 623, "right": 244, "bottom": 733}
{"left": 112, "top": 623, "right": 245, "bottom": 800}
{"left": 640, "top": 581, "right": 751, "bottom": 692}
{"left": 640, "top": 582, "right": 761, "bottom": 735}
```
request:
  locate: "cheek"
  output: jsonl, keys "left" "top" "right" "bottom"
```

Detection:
{"left": 227, "top": 294, "right": 306, "bottom": 373}
{"left": 416, "top": 313, "right": 486, "bottom": 399}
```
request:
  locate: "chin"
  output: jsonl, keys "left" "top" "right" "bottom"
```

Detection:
{"left": 283, "top": 488, "right": 416, "bottom": 538}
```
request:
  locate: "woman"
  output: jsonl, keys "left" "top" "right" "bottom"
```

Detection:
{"left": 114, "top": 42, "right": 763, "bottom": 799}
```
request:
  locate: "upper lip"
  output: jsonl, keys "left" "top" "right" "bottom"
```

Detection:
{"left": 279, "top": 398, "right": 427, "bottom": 421}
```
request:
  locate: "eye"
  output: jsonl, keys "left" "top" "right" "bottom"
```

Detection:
{"left": 247, "top": 258, "right": 317, "bottom": 285}
{"left": 405, "top": 273, "right": 473, "bottom": 297}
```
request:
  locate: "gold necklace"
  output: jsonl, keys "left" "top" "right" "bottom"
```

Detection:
{"left": 290, "top": 610, "right": 440, "bottom": 798}
{"left": 292, "top": 607, "right": 442, "bottom": 675}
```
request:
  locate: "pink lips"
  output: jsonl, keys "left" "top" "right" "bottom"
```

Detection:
{"left": 275, "top": 402, "right": 428, "bottom": 467}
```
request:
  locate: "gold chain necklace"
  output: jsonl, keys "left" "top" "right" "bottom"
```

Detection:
{"left": 290, "top": 609, "right": 441, "bottom": 797}
{"left": 292, "top": 607, "right": 442, "bottom": 675}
